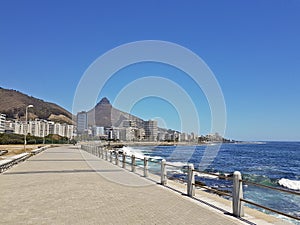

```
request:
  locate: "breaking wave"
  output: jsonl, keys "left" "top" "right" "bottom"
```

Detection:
{"left": 278, "top": 178, "right": 300, "bottom": 191}
{"left": 120, "top": 146, "right": 145, "bottom": 159}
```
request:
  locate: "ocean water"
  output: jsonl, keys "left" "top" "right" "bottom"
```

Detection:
{"left": 121, "top": 142, "right": 300, "bottom": 224}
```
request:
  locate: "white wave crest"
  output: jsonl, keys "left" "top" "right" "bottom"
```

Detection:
{"left": 168, "top": 161, "right": 187, "bottom": 167}
{"left": 165, "top": 162, "right": 187, "bottom": 174}
{"left": 121, "top": 146, "right": 145, "bottom": 159}
{"left": 195, "top": 172, "right": 219, "bottom": 179}
{"left": 278, "top": 178, "right": 300, "bottom": 191}
{"left": 150, "top": 156, "right": 163, "bottom": 160}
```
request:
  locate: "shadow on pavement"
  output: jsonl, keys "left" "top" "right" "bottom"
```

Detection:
{"left": 3, "top": 169, "right": 124, "bottom": 175}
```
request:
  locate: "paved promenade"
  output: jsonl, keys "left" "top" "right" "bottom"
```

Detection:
{"left": 0, "top": 146, "right": 290, "bottom": 225}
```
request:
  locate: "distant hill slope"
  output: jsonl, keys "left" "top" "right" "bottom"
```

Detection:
{"left": 0, "top": 87, "right": 73, "bottom": 124}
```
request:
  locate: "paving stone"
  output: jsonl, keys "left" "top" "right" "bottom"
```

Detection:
{"left": 0, "top": 146, "right": 291, "bottom": 225}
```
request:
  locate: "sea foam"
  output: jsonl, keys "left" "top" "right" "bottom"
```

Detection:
{"left": 194, "top": 172, "right": 219, "bottom": 179}
{"left": 167, "top": 161, "right": 187, "bottom": 168}
{"left": 121, "top": 146, "right": 145, "bottom": 159}
{"left": 278, "top": 178, "right": 300, "bottom": 191}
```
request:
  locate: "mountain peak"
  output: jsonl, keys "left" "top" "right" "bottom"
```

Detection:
{"left": 98, "top": 97, "right": 111, "bottom": 105}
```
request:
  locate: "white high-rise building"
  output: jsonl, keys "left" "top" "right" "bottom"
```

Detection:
{"left": 179, "top": 133, "right": 187, "bottom": 142}
{"left": 8, "top": 119, "right": 74, "bottom": 139}
{"left": 77, "top": 111, "right": 88, "bottom": 134}
{"left": 54, "top": 123, "right": 64, "bottom": 137}
{"left": 144, "top": 120, "right": 158, "bottom": 141}
{"left": 65, "top": 124, "right": 74, "bottom": 139}
{"left": 0, "top": 113, "right": 6, "bottom": 133}
{"left": 135, "top": 128, "right": 145, "bottom": 140}
{"left": 92, "top": 126, "right": 104, "bottom": 137}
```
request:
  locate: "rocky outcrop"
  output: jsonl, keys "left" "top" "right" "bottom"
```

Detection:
{"left": 87, "top": 98, "right": 145, "bottom": 128}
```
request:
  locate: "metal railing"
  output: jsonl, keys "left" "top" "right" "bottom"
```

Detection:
{"left": 81, "top": 145, "right": 300, "bottom": 222}
{"left": 240, "top": 178, "right": 300, "bottom": 221}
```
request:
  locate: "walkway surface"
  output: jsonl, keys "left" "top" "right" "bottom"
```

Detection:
{"left": 0, "top": 146, "right": 290, "bottom": 225}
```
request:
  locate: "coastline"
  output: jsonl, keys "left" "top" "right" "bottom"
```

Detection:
{"left": 81, "top": 143, "right": 295, "bottom": 225}
{"left": 101, "top": 141, "right": 229, "bottom": 148}
{"left": 95, "top": 141, "right": 300, "bottom": 224}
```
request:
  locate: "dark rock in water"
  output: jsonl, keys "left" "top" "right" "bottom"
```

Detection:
{"left": 105, "top": 145, "right": 113, "bottom": 150}
{"left": 112, "top": 144, "right": 125, "bottom": 149}
{"left": 195, "top": 180, "right": 206, "bottom": 186}
{"left": 182, "top": 165, "right": 188, "bottom": 173}
{"left": 219, "top": 173, "right": 233, "bottom": 180}
{"left": 118, "top": 150, "right": 124, "bottom": 154}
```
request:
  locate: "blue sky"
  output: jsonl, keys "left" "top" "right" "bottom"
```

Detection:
{"left": 1, "top": 0, "right": 300, "bottom": 141}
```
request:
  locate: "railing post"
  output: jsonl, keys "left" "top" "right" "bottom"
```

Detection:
{"left": 131, "top": 155, "right": 136, "bottom": 172}
{"left": 97, "top": 147, "right": 100, "bottom": 157}
{"left": 233, "top": 171, "right": 244, "bottom": 217}
{"left": 110, "top": 151, "right": 113, "bottom": 163}
{"left": 144, "top": 157, "right": 149, "bottom": 177}
{"left": 115, "top": 152, "right": 119, "bottom": 166}
{"left": 105, "top": 149, "right": 108, "bottom": 161}
{"left": 122, "top": 153, "right": 126, "bottom": 169}
{"left": 161, "top": 159, "right": 167, "bottom": 186}
{"left": 187, "top": 163, "right": 195, "bottom": 197}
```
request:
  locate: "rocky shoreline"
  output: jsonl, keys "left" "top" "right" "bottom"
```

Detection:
{"left": 102, "top": 141, "right": 236, "bottom": 149}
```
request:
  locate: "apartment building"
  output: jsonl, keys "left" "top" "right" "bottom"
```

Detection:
{"left": 0, "top": 113, "right": 6, "bottom": 133}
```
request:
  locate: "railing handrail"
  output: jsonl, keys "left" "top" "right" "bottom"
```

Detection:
{"left": 241, "top": 198, "right": 300, "bottom": 221}
{"left": 193, "top": 168, "right": 233, "bottom": 181}
{"left": 81, "top": 144, "right": 300, "bottom": 222}
{"left": 242, "top": 179, "right": 300, "bottom": 196}
{"left": 164, "top": 162, "right": 187, "bottom": 169}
